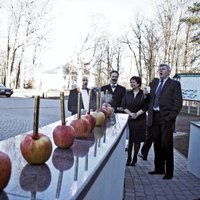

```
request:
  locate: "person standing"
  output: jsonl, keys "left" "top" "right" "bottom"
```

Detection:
{"left": 121, "top": 76, "right": 149, "bottom": 166}
{"left": 148, "top": 64, "right": 182, "bottom": 179}
{"left": 68, "top": 76, "right": 96, "bottom": 115}
{"left": 101, "top": 70, "right": 126, "bottom": 113}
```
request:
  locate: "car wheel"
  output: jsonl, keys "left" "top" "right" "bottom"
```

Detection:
{"left": 6, "top": 94, "right": 11, "bottom": 97}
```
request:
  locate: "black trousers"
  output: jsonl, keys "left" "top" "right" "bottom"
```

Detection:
{"left": 151, "top": 111, "right": 174, "bottom": 175}
{"left": 141, "top": 127, "right": 153, "bottom": 158}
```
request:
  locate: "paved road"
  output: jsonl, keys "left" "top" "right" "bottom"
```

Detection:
{"left": 0, "top": 96, "right": 71, "bottom": 141}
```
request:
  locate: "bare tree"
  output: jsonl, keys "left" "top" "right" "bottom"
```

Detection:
{"left": 181, "top": 2, "right": 200, "bottom": 70}
{"left": 2, "top": 0, "right": 53, "bottom": 88}
{"left": 142, "top": 20, "right": 160, "bottom": 83}
{"left": 122, "top": 16, "right": 146, "bottom": 80}
{"left": 155, "top": 0, "right": 198, "bottom": 73}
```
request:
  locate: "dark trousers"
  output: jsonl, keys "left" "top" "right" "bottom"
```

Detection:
{"left": 152, "top": 111, "right": 174, "bottom": 175}
{"left": 141, "top": 127, "right": 153, "bottom": 158}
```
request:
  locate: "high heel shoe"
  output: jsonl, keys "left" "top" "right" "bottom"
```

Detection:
{"left": 126, "top": 161, "right": 131, "bottom": 166}
{"left": 130, "top": 156, "right": 137, "bottom": 166}
{"left": 126, "top": 158, "right": 131, "bottom": 166}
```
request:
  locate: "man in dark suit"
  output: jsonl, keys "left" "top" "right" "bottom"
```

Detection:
{"left": 147, "top": 64, "right": 182, "bottom": 180}
{"left": 101, "top": 70, "right": 126, "bottom": 113}
{"left": 68, "top": 76, "right": 96, "bottom": 115}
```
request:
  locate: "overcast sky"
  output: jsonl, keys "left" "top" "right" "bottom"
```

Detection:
{"left": 42, "top": 0, "right": 155, "bottom": 69}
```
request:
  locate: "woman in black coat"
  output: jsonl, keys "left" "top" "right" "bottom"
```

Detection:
{"left": 121, "top": 76, "right": 149, "bottom": 166}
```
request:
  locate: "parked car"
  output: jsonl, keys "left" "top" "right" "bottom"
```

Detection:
{"left": 0, "top": 83, "right": 13, "bottom": 97}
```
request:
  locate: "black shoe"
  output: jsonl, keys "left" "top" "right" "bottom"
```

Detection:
{"left": 132, "top": 156, "right": 137, "bottom": 164}
{"left": 148, "top": 170, "right": 165, "bottom": 175}
{"left": 126, "top": 161, "right": 131, "bottom": 166}
{"left": 126, "top": 158, "right": 131, "bottom": 166}
{"left": 138, "top": 153, "right": 147, "bottom": 160}
{"left": 163, "top": 174, "right": 173, "bottom": 179}
{"left": 130, "top": 161, "right": 136, "bottom": 166}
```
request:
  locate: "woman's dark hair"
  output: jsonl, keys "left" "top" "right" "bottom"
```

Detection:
{"left": 130, "top": 76, "right": 141, "bottom": 87}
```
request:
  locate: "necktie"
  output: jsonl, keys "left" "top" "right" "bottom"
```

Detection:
{"left": 153, "top": 80, "right": 164, "bottom": 108}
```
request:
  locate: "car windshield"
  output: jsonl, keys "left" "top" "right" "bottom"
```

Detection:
{"left": 0, "top": 83, "right": 5, "bottom": 87}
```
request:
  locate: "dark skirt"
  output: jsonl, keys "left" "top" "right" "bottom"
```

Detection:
{"left": 128, "top": 118, "right": 146, "bottom": 143}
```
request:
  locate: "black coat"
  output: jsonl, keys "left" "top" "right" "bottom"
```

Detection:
{"left": 121, "top": 89, "right": 149, "bottom": 143}
{"left": 68, "top": 88, "right": 96, "bottom": 115}
{"left": 101, "top": 84, "right": 126, "bottom": 113}
{"left": 147, "top": 78, "right": 183, "bottom": 127}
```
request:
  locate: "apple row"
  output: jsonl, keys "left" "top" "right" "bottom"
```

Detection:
{"left": 0, "top": 90, "right": 114, "bottom": 192}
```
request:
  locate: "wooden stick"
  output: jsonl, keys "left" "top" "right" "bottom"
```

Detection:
{"left": 77, "top": 93, "right": 81, "bottom": 119}
{"left": 87, "top": 90, "right": 91, "bottom": 114}
{"left": 60, "top": 92, "right": 65, "bottom": 125}
{"left": 33, "top": 96, "right": 40, "bottom": 134}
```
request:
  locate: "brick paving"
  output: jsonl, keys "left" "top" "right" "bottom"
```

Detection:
{"left": 124, "top": 147, "right": 200, "bottom": 200}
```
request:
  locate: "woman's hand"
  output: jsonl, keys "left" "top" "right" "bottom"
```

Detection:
{"left": 130, "top": 113, "right": 137, "bottom": 119}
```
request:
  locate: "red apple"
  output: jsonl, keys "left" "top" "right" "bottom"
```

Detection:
{"left": 100, "top": 108, "right": 108, "bottom": 120}
{"left": 52, "top": 148, "right": 74, "bottom": 171}
{"left": 83, "top": 113, "right": 96, "bottom": 131}
{"left": 102, "top": 105, "right": 113, "bottom": 118}
{"left": 71, "top": 139, "right": 90, "bottom": 158}
{"left": 0, "top": 151, "right": 11, "bottom": 191}
{"left": 53, "top": 124, "right": 75, "bottom": 148}
{"left": 70, "top": 118, "right": 91, "bottom": 138}
{"left": 87, "top": 132, "right": 95, "bottom": 148}
{"left": 20, "top": 133, "right": 52, "bottom": 165}
{"left": 20, "top": 164, "right": 51, "bottom": 199}
{"left": 91, "top": 111, "right": 105, "bottom": 126}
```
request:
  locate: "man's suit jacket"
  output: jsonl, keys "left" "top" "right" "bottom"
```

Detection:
{"left": 68, "top": 88, "right": 96, "bottom": 115}
{"left": 147, "top": 78, "right": 182, "bottom": 127}
{"left": 101, "top": 84, "right": 126, "bottom": 113}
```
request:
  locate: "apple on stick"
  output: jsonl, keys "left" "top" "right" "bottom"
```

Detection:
{"left": 70, "top": 93, "right": 91, "bottom": 138}
{"left": 20, "top": 164, "right": 51, "bottom": 200}
{"left": 0, "top": 151, "right": 12, "bottom": 191}
{"left": 83, "top": 90, "right": 96, "bottom": 131}
{"left": 52, "top": 148, "right": 74, "bottom": 199}
{"left": 91, "top": 91, "right": 105, "bottom": 126}
{"left": 102, "top": 90, "right": 113, "bottom": 118}
{"left": 99, "top": 91, "right": 108, "bottom": 120}
{"left": 53, "top": 92, "right": 75, "bottom": 148}
{"left": 20, "top": 96, "right": 52, "bottom": 165}
{"left": 71, "top": 139, "right": 90, "bottom": 180}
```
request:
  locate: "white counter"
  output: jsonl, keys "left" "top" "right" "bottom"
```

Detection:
{"left": 187, "top": 121, "right": 200, "bottom": 178}
{"left": 0, "top": 113, "right": 128, "bottom": 200}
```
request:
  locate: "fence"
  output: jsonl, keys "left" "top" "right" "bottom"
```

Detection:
{"left": 182, "top": 99, "right": 200, "bottom": 116}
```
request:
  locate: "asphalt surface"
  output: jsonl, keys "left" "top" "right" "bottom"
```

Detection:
{"left": 0, "top": 96, "right": 71, "bottom": 141}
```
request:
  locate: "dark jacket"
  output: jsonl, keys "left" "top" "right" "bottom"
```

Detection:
{"left": 101, "top": 84, "right": 126, "bottom": 113}
{"left": 68, "top": 88, "right": 96, "bottom": 115}
{"left": 147, "top": 78, "right": 182, "bottom": 127}
{"left": 121, "top": 89, "right": 149, "bottom": 121}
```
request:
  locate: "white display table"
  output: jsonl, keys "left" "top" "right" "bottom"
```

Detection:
{"left": 187, "top": 121, "right": 200, "bottom": 178}
{"left": 0, "top": 114, "right": 128, "bottom": 200}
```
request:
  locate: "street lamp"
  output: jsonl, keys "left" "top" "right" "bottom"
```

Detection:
{"left": 173, "top": 73, "right": 181, "bottom": 81}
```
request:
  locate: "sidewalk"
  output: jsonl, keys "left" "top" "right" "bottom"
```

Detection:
{"left": 123, "top": 146, "right": 200, "bottom": 200}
